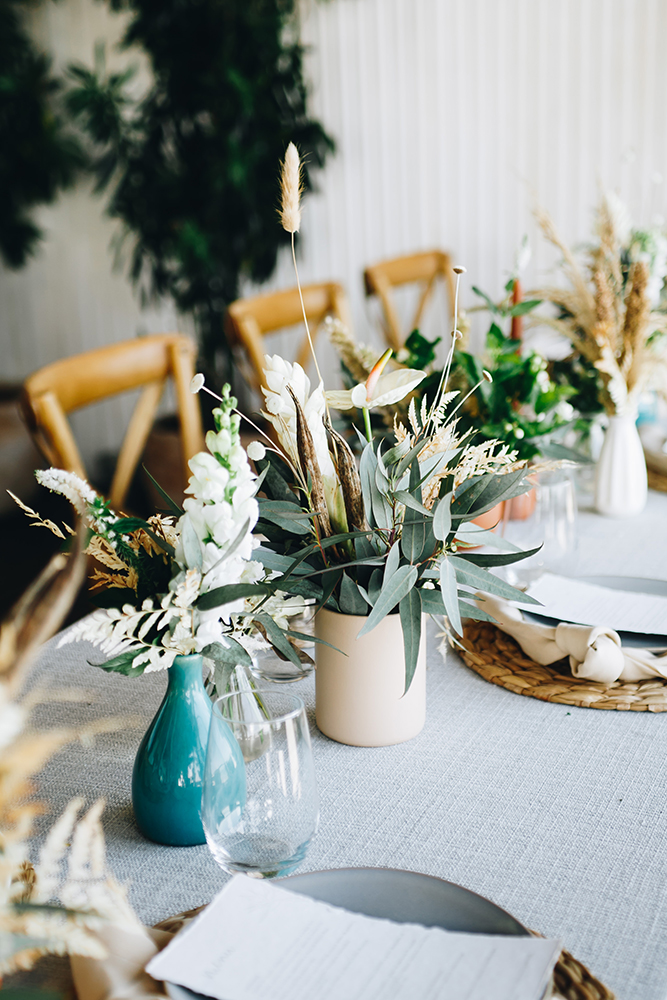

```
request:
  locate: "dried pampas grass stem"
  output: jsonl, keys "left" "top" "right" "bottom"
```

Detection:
{"left": 280, "top": 142, "right": 324, "bottom": 388}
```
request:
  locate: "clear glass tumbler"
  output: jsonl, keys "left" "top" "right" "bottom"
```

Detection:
{"left": 500, "top": 469, "right": 578, "bottom": 587}
{"left": 250, "top": 608, "right": 316, "bottom": 683}
{"left": 202, "top": 691, "right": 319, "bottom": 878}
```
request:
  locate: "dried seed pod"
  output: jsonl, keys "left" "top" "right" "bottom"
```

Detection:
{"left": 327, "top": 424, "right": 368, "bottom": 532}
{"left": 287, "top": 386, "right": 332, "bottom": 537}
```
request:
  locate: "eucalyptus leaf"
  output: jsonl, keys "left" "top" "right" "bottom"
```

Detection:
{"left": 395, "top": 439, "right": 429, "bottom": 480}
{"left": 368, "top": 568, "right": 383, "bottom": 605}
{"left": 393, "top": 489, "right": 431, "bottom": 515}
{"left": 357, "top": 564, "right": 418, "bottom": 638}
{"left": 277, "top": 578, "right": 323, "bottom": 599}
{"left": 339, "top": 572, "right": 369, "bottom": 615}
{"left": 454, "top": 525, "right": 520, "bottom": 552}
{"left": 142, "top": 464, "right": 183, "bottom": 515}
{"left": 401, "top": 514, "right": 428, "bottom": 564}
{"left": 285, "top": 630, "right": 343, "bottom": 652}
{"left": 432, "top": 492, "right": 452, "bottom": 541}
{"left": 382, "top": 436, "right": 412, "bottom": 467}
{"left": 359, "top": 444, "right": 380, "bottom": 529}
{"left": 253, "top": 612, "right": 301, "bottom": 667}
{"left": 383, "top": 539, "right": 401, "bottom": 587}
{"left": 452, "top": 469, "right": 528, "bottom": 521}
{"left": 448, "top": 556, "right": 541, "bottom": 605}
{"left": 255, "top": 456, "right": 300, "bottom": 504}
{"left": 537, "top": 442, "right": 593, "bottom": 464}
{"left": 509, "top": 298, "right": 541, "bottom": 316}
{"left": 418, "top": 587, "right": 446, "bottom": 615}
{"left": 439, "top": 557, "right": 462, "bottom": 636}
{"left": 455, "top": 545, "right": 541, "bottom": 568}
{"left": 399, "top": 588, "right": 422, "bottom": 693}
{"left": 181, "top": 515, "right": 202, "bottom": 569}
{"left": 253, "top": 546, "right": 314, "bottom": 575}
{"left": 318, "top": 568, "right": 343, "bottom": 612}
{"left": 257, "top": 500, "right": 313, "bottom": 534}
{"left": 91, "top": 651, "right": 147, "bottom": 676}
{"left": 201, "top": 639, "right": 252, "bottom": 667}
{"left": 196, "top": 582, "right": 271, "bottom": 610}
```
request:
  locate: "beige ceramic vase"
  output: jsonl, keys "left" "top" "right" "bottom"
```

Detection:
{"left": 314, "top": 608, "right": 427, "bottom": 747}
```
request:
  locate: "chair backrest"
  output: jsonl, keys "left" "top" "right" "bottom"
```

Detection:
{"left": 363, "top": 250, "right": 456, "bottom": 352}
{"left": 225, "top": 282, "right": 352, "bottom": 393}
{"left": 21, "top": 334, "right": 205, "bottom": 511}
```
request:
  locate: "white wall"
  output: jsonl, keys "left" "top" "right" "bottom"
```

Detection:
{"left": 2, "top": 0, "right": 667, "bottom": 459}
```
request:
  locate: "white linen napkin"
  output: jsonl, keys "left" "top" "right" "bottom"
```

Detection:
{"left": 476, "top": 594, "right": 667, "bottom": 683}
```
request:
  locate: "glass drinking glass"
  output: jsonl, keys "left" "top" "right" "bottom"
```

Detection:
{"left": 202, "top": 691, "right": 319, "bottom": 878}
{"left": 250, "top": 609, "right": 315, "bottom": 683}
{"left": 500, "top": 469, "right": 578, "bottom": 588}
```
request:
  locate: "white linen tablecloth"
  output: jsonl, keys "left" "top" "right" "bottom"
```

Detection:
{"left": 25, "top": 491, "right": 667, "bottom": 1000}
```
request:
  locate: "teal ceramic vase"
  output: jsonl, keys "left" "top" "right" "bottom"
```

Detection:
{"left": 132, "top": 653, "right": 213, "bottom": 846}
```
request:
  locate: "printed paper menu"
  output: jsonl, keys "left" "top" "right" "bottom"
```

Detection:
{"left": 526, "top": 573, "right": 667, "bottom": 635}
{"left": 147, "top": 875, "right": 560, "bottom": 1000}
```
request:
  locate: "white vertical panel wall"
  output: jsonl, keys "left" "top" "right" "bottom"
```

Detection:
{"left": 1, "top": 0, "right": 667, "bottom": 459}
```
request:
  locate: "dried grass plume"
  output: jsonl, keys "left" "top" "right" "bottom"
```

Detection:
{"left": 280, "top": 142, "right": 302, "bottom": 234}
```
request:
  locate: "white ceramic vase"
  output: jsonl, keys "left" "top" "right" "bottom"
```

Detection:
{"left": 594, "top": 411, "right": 647, "bottom": 518}
{"left": 314, "top": 608, "right": 426, "bottom": 747}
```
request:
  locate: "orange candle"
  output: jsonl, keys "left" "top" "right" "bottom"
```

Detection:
{"left": 510, "top": 278, "right": 523, "bottom": 341}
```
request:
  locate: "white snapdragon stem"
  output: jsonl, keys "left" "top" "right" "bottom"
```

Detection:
{"left": 190, "top": 375, "right": 289, "bottom": 465}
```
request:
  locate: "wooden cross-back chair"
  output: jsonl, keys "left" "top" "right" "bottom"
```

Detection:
{"left": 225, "top": 282, "right": 352, "bottom": 394}
{"left": 21, "top": 334, "right": 205, "bottom": 511}
{"left": 363, "top": 250, "right": 456, "bottom": 352}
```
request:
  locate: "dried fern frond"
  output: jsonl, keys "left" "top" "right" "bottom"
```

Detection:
{"left": 325, "top": 317, "right": 377, "bottom": 383}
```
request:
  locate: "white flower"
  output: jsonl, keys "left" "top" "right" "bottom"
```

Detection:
{"left": 185, "top": 452, "right": 230, "bottom": 502}
{"left": 246, "top": 440, "right": 266, "bottom": 461}
{"left": 555, "top": 401, "right": 575, "bottom": 420}
{"left": 35, "top": 469, "right": 97, "bottom": 514}
{"left": 327, "top": 368, "right": 426, "bottom": 410}
{"left": 261, "top": 354, "right": 335, "bottom": 479}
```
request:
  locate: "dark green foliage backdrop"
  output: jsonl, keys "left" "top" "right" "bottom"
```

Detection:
{"left": 67, "top": 0, "right": 335, "bottom": 374}
{"left": 0, "top": 0, "right": 82, "bottom": 268}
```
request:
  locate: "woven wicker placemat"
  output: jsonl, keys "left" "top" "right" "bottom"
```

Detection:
{"left": 458, "top": 620, "right": 667, "bottom": 711}
{"left": 648, "top": 466, "right": 667, "bottom": 493}
{"left": 155, "top": 904, "right": 616, "bottom": 999}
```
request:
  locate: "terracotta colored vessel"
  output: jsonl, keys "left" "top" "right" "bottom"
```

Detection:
{"left": 504, "top": 488, "right": 537, "bottom": 521}
{"left": 471, "top": 501, "right": 504, "bottom": 531}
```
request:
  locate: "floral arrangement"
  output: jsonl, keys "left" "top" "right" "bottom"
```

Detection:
{"left": 448, "top": 288, "right": 577, "bottom": 462}
{"left": 327, "top": 267, "right": 576, "bottom": 462}
{"left": 12, "top": 385, "right": 309, "bottom": 691}
{"left": 532, "top": 193, "right": 667, "bottom": 416}
{"left": 186, "top": 144, "right": 542, "bottom": 696}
